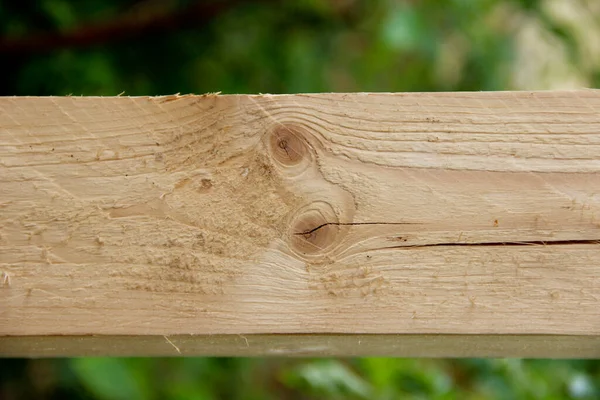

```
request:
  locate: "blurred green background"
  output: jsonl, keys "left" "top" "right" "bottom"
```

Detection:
{"left": 1, "top": 0, "right": 600, "bottom": 399}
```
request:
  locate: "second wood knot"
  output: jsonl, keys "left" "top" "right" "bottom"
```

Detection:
{"left": 289, "top": 201, "right": 340, "bottom": 256}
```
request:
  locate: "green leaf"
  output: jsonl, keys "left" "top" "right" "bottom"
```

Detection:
{"left": 283, "top": 359, "right": 372, "bottom": 399}
{"left": 69, "top": 358, "right": 148, "bottom": 400}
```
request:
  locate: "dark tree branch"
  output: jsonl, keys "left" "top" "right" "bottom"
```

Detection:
{"left": 0, "top": 0, "right": 260, "bottom": 54}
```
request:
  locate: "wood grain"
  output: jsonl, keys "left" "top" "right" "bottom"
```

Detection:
{"left": 1, "top": 91, "right": 600, "bottom": 356}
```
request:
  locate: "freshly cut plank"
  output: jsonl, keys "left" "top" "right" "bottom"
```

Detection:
{"left": 1, "top": 91, "right": 600, "bottom": 357}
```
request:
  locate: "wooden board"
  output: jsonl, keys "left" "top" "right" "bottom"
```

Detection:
{"left": 3, "top": 335, "right": 600, "bottom": 358}
{"left": 1, "top": 91, "right": 600, "bottom": 357}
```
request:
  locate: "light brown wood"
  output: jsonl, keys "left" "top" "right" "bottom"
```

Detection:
{"left": 1, "top": 91, "right": 600, "bottom": 357}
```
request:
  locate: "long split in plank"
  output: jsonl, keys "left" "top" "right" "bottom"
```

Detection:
{"left": 1, "top": 91, "right": 600, "bottom": 357}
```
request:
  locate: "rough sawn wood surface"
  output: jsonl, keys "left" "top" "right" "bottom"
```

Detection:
{"left": 1, "top": 91, "right": 599, "bottom": 355}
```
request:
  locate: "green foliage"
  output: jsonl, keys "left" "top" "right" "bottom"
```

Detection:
{"left": 2, "top": 357, "right": 600, "bottom": 399}
{"left": 1, "top": 0, "right": 598, "bottom": 95}
{"left": 1, "top": 0, "right": 599, "bottom": 399}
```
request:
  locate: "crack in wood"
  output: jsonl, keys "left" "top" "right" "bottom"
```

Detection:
{"left": 294, "top": 221, "right": 423, "bottom": 236}
{"left": 385, "top": 239, "right": 600, "bottom": 249}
